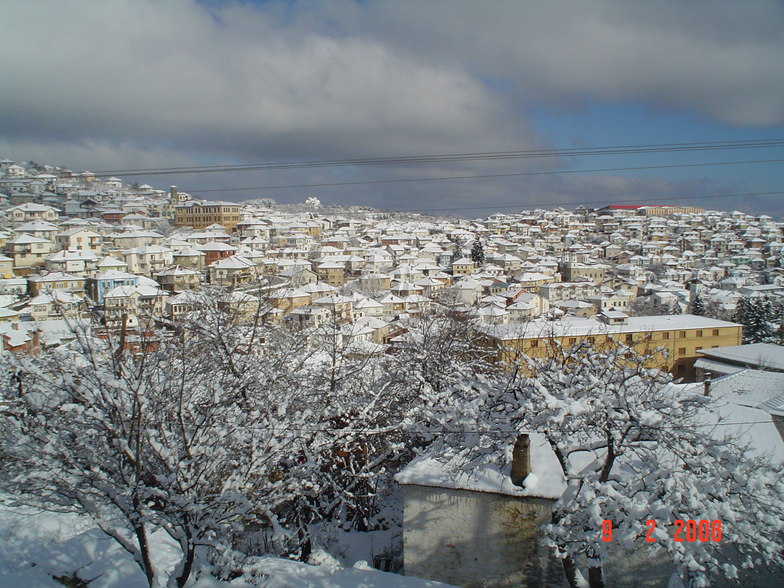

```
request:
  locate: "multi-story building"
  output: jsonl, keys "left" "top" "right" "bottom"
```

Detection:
{"left": 174, "top": 200, "right": 241, "bottom": 231}
{"left": 5, "top": 234, "right": 53, "bottom": 271}
{"left": 27, "top": 272, "right": 85, "bottom": 296}
{"left": 480, "top": 314, "right": 742, "bottom": 381}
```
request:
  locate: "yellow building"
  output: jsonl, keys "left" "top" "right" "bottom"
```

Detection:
{"left": 0, "top": 255, "right": 13, "bottom": 279}
{"left": 561, "top": 262, "right": 607, "bottom": 283}
{"left": 174, "top": 201, "right": 241, "bottom": 231}
{"left": 641, "top": 205, "right": 704, "bottom": 217}
{"left": 451, "top": 257, "right": 475, "bottom": 277}
{"left": 317, "top": 261, "right": 347, "bottom": 287}
{"left": 480, "top": 314, "right": 742, "bottom": 382}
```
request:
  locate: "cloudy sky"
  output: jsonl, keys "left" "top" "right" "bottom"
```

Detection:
{"left": 2, "top": 0, "right": 784, "bottom": 216}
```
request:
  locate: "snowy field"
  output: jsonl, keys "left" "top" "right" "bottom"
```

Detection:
{"left": 0, "top": 499, "right": 452, "bottom": 588}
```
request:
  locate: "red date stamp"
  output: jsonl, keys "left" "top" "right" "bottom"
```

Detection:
{"left": 601, "top": 519, "right": 722, "bottom": 543}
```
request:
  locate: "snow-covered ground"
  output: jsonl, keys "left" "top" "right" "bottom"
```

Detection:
{"left": 0, "top": 499, "right": 452, "bottom": 588}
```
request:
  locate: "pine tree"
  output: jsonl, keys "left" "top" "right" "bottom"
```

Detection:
{"left": 470, "top": 240, "right": 485, "bottom": 265}
{"left": 450, "top": 242, "right": 463, "bottom": 264}
{"left": 735, "top": 297, "right": 775, "bottom": 343}
{"left": 691, "top": 293, "right": 705, "bottom": 316}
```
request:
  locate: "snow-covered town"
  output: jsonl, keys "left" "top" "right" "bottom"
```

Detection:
{"left": 0, "top": 158, "right": 783, "bottom": 588}
{"left": 6, "top": 0, "right": 784, "bottom": 586}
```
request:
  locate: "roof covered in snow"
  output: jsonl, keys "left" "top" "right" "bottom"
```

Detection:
{"left": 396, "top": 432, "right": 566, "bottom": 499}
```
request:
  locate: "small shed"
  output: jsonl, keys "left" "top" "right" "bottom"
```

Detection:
{"left": 395, "top": 434, "right": 569, "bottom": 587}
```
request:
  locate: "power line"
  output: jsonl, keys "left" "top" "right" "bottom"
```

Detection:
{"left": 185, "top": 158, "right": 784, "bottom": 194}
{"left": 94, "top": 138, "right": 784, "bottom": 177}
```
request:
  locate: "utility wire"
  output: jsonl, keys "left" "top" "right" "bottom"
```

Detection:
{"left": 184, "top": 158, "right": 784, "bottom": 194}
{"left": 94, "top": 138, "right": 784, "bottom": 177}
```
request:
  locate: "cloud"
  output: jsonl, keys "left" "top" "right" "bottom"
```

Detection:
{"left": 340, "top": 0, "right": 784, "bottom": 126}
{"left": 0, "top": 0, "right": 538, "bottom": 165}
{"left": 1, "top": 0, "right": 782, "bottom": 218}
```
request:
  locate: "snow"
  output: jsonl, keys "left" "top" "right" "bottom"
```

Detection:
{"left": 480, "top": 314, "right": 741, "bottom": 341}
{"left": 192, "top": 557, "right": 455, "bottom": 588}
{"left": 673, "top": 375, "right": 784, "bottom": 463}
{"left": 395, "top": 432, "right": 566, "bottom": 499}
{"left": 0, "top": 501, "right": 149, "bottom": 588}
{"left": 698, "top": 396, "right": 784, "bottom": 463}
{"left": 703, "top": 368, "right": 784, "bottom": 409}
{"left": 696, "top": 342, "right": 784, "bottom": 371}
{"left": 0, "top": 500, "right": 452, "bottom": 588}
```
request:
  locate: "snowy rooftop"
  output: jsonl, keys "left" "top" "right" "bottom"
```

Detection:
{"left": 702, "top": 368, "right": 784, "bottom": 416}
{"left": 697, "top": 343, "right": 784, "bottom": 372}
{"left": 396, "top": 432, "right": 566, "bottom": 499}
{"left": 481, "top": 314, "right": 740, "bottom": 341}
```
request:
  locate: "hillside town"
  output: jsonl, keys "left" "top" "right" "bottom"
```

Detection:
{"left": 2, "top": 158, "right": 783, "bottom": 372}
{"left": 2, "top": 158, "right": 784, "bottom": 588}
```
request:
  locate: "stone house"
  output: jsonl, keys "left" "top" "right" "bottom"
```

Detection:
{"left": 0, "top": 255, "right": 14, "bottom": 279}
{"left": 396, "top": 435, "right": 674, "bottom": 588}
{"left": 45, "top": 249, "right": 100, "bottom": 275}
{"left": 396, "top": 434, "right": 569, "bottom": 587}
{"left": 26, "top": 290, "right": 85, "bottom": 321}
{"left": 103, "top": 284, "right": 167, "bottom": 330}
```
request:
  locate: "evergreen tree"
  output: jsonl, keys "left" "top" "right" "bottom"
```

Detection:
{"left": 450, "top": 242, "right": 463, "bottom": 264}
{"left": 691, "top": 293, "right": 705, "bottom": 316}
{"left": 735, "top": 297, "right": 775, "bottom": 343}
{"left": 470, "top": 240, "right": 485, "bottom": 265}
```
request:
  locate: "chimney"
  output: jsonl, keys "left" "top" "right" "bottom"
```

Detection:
{"left": 510, "top": 434, "right": 531, "bottom": 487}
{"left": 703, "top": 373, "right": 713, "bottom": 396}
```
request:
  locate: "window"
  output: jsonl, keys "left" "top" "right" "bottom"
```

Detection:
{"left": 713, "top": 329, "right": 720, "bottom": 336}
{"left": 679, "top": 331, "right": 686, "bottom": 338}
{"left": 530, "top": 340, "right": 538, "bottom": 348}
{"left": 625, "top": 334, "right": 634, "bottom": 344}
{"left": 662, "top": 332, "right": 670, "bottom": 340}
{"left": 678, "top": 347, "right": 686, "bottom": 355}
{"left": 696, "top": 330, "right": 703, "bottom": 338}
{"left": 568, "top": 338, "right": 577, "bottom": 345}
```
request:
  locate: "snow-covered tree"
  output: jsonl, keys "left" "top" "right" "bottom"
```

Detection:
{"left": 1, "top": 321, "right": 308, "bottom": 586}
{"left": 285, "top": 320, "right": 409, "bottom": 541}
{"left": 392, "top": 306, "right": 492, "bottom": 399}
{"left": 734, "top": 297, "right": 775, "bottom": 343}
{"left": 470, "top": 239, "right": 485, "bottom": 265}
{"left": 690, "top": 293, "right": 705, "bottom": 316}
{"left": 628, "top": 295, "right": 667, "bottom": 316}
{"left": 450, "top": 242, "right": 464, "bottom": 264}
{"left": 482, "top": 337, "right": 784, "bottom": 588}
{"left": 0, "top": 290, "right": 376, "bottom": 586}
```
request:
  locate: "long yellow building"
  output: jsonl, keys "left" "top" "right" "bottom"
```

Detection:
{"left": 480, "top": 314, "right": 742, "bottom": 381}
{"left": 174, "top": 200, "right": 241, "bottom": 231}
